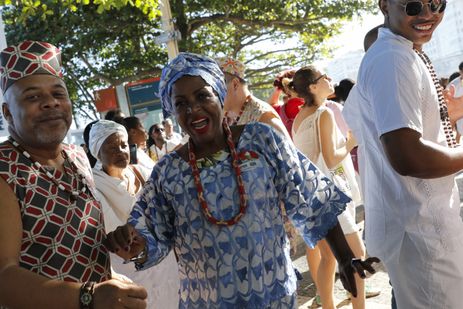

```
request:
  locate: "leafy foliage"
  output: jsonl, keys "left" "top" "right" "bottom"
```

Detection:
{"left": 2, "top": 0, "right": 377, "bottom": 124}
{"left": 0, "top": 0, "right": 160, "bottom": 21}
{"left": 173, "top": 0, "right": 377, "bottom": 90}
{"left": 3, "top": 1, "right": 166, "bottom": 124}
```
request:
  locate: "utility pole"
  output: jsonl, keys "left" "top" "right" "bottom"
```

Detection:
{"left": 158, "top": 0, "right": 180, "bottom": 60}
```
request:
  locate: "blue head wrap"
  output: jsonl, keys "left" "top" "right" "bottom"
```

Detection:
{"left": 159, "top": 52, "right": 227, "bottom": 118}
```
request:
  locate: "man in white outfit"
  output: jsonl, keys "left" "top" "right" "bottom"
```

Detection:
{"left": 343, "top": 0, "right": 463, "bottom": 308}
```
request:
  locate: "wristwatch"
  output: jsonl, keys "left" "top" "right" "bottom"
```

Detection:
{"left": 79, "top": 281, "right": 95, "bottom": 309}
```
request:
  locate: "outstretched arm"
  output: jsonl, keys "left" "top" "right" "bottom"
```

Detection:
{"left": 105, "top": 173, "right": 176, "bottom": 271}
{"left": 324, "top": 222, "right": 379, "bottom": 297}
{"left": 267, "top": 87, "right": 283, "bottom": 106}
{"left": 256, "top": 124, "right": 378, "bottom": 296}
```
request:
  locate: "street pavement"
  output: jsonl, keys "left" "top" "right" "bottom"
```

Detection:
{"left": 294, "top": 173, "right": 463, "bottom": 308}
{"left": 293, "top": 205, "right": 391, "bottom": 309}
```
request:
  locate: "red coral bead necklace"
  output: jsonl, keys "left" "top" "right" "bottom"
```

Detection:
{"left": 188, "top": 121, "right": 247, "bottom": 226}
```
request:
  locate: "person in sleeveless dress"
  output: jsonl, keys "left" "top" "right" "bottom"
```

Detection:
{"left": 291, "top": 66, "right": 367, "bottom": 309}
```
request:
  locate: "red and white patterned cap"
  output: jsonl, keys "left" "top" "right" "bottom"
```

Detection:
{"left": 216, "top": 56, "right": 246, "bottom": 81}
{"left": 0, "top": 40, "right": 63, "bottom": 93}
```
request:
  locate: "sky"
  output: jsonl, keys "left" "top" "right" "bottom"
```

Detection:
{"left": 255, "top": 11, "right": 385, "bottom": 72}
{"left": 310, "top": 11, "right": 384, "bottom": 76}
{"left": 329, "top": 13, "right": 384, "bottom": 57}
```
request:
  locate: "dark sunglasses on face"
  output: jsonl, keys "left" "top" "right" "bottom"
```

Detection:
{"left": 312, "top": 74, "right": 327, "bottom": 84}
{"left": 154, "top": 128, "right": 165, "bottom": 133}
{"left": 399, "top": 0, "right": 447, "bottom": 17}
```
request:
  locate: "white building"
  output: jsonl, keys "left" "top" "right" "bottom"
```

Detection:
{"left": 325, "top": 49, "right": 364, "bottom": 83}
{"left": 425, "top": 0, "right": 463, "bottom": 79}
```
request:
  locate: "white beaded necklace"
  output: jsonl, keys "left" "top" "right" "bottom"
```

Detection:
{"left": 9, "top": 136, "right": 88, "bottom": 201}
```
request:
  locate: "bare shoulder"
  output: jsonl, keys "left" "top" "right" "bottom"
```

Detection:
{"left": 258, "top": 111, "right": 279, "bottom": 123}
{"left": 319, "top": 107, "right": 335, "bottom": 124}
{"left": 258, "top": 112, "right": 289, "bottom": 136}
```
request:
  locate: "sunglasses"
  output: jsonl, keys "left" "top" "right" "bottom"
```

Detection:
{"left": 154, "top": 128, "right": 165, "bottom": 133}
{"left": 312, "top": 74, "right": 327, "bottom": 84}
{"left": 399, "top": 0, "right": 447, "bottom": 16}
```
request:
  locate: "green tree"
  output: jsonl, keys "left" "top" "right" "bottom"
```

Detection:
{"left": 0, "top": 0, "right": 160, "bottom": 21}
{"left": 3, "top": 2, "right": 166, "bottom": 125}
{"left": 2, "top": 0, "right": 377, "bottom": 124}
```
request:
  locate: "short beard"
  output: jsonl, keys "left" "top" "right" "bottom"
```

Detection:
{"left": 35, "top": 129, "right": 68, "bottom": 145}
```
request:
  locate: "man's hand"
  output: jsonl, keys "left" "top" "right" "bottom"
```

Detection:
{"left": 338, "top": 257, "right": 380, "bottom": 297}
{"left": 104, "top": 224, "right": 146, "bottom": 261}
{"left": 93, "top": 278, "right": 147, "bottom": 309}
{"left": 444, "top": 85, "right": 463, "bottom": 125}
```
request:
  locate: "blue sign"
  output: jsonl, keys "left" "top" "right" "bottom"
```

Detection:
{"left": 132, "top": 103, "right": 162, "bottom": 115}
{"left": 126, "top": 79, "right": 161, "bottom": 106}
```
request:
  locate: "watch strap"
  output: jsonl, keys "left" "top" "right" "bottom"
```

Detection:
{"left": 79, "top": 281, "right": 96, "bottom": 309}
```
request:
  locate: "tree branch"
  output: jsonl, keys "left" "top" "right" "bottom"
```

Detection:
{"left": 239, "top": 35, "right": 274, "bottom": 50}
{"left": 246, "top": 64, "right": 287, "bottom": 77}
{"left": 189, "top": 14, "right": 319, "bottom": 35}
{"left": 78, "top": 53, "right": 117, "bottom": 85}
{"left": 66, "top": 64, "right": 96, "bottom": 101}
{"left": 244, "top": 48, "right": 300, "bottom": 64}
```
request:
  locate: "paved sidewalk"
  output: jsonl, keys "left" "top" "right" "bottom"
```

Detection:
{"left": 292, "top": 206, "right": 391, "bottom": 308}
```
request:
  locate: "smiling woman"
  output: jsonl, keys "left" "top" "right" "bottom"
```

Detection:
{"left": 171, "top": 76, "right": 225, "bottom": 157}
{"left": 105, "top": 52, "right": 379, "bottom": 309}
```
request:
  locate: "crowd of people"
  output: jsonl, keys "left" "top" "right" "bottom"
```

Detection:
{"left": 1, "top": 1, "right": 463, "bottom": 309}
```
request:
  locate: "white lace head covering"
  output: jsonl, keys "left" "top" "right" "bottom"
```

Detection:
{"left": 89, "top": 120, "right": 128, "bottom": 159}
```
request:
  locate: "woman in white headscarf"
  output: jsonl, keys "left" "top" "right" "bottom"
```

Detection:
{"left": 89, "top": 119, "right": 180, "bottom": 309}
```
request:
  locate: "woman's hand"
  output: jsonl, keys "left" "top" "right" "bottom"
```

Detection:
{"left": 93, "top": 278, "right": 147, "bottom": 309}
{"left": 338, "top": 256, "right": 380, "bottom": 297}
{"left": 104, "top": 224, "right": 146, "bottom": 261}
{"left": 325, "top": 222, "right": 380, "bottom": 297}
{"left": 346, "top": 130, "right": 358, "bottom": 151}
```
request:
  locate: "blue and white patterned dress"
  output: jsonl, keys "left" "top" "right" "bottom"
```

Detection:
{"left": 129, "top": 123, "right": 350, "bottom": 308}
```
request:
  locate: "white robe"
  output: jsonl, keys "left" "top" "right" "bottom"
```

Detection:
{"left": 93, "top": 166, "right": 180, "bottom": 309}
{"left": 343, "top": 28, "right": 463, "bottom": 308}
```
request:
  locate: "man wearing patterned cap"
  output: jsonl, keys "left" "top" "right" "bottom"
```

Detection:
{"left": 216, "top": 56, "right": 290, "bottom": 139}
{"left": 0, "top": 41, "right": 147, "bottom": 309}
